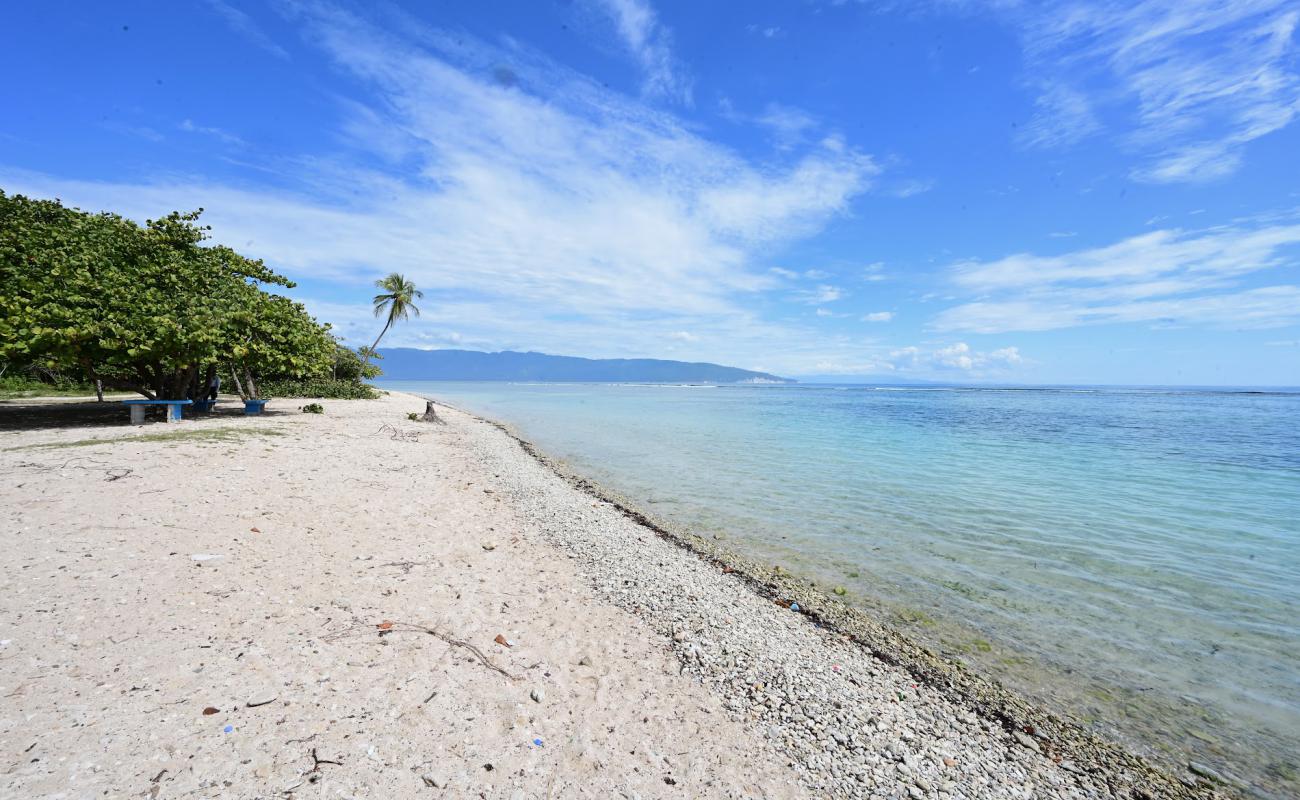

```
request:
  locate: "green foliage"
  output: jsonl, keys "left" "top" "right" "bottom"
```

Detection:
{"left": 0, "top": 367, "right": 96, "bottom": 398}
{"left": 365, "top": 272, "right": 423, "bottom": 365}
{"left": 257, "top": 377, "right": 380, "bottom": 399}
{"left": 0, "top": 191, "right": 334, "bottom": 399}
{"left": 300, "top": 402, "right": 324, "bottom": 414}
{"left": 406, "top": 412, "right": 418, "bottom": 421}
{"left": 331, "top": 343, "right": 381, "bottom": 381}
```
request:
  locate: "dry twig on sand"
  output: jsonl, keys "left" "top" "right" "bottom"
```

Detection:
{"left": 14, "top": 457, "right": 137, "bottom": 482}
{"left": 323, "top": 621, "right": 517, "bottom": 680}
{"left": 374, "top": 423, "right": 421, "bottom": 443}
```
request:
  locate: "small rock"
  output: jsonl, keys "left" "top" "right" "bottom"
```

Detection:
{"left": 530, "top": 687, "right": 544, "bottom": 703}
{"left": 577, "top": 654, "right": 593, "bottom": 667}
{"left": 246, "top": 694, "right": 277, "bottom": 708}
{"left": 1012, "top": 731, "right": 1040, "bottom": 752}
{"left": 190, "top": 554, "right": 223, "bottom": 562}
{"left": 481, "top": 543, "right": 496, "bottom": 551}
{"left": 1187, "top": 761, "right": 1240, "bottom": 786}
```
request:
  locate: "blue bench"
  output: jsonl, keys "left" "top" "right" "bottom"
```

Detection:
{"left": 122, "top": 399, "right": 192, "bottom": 424}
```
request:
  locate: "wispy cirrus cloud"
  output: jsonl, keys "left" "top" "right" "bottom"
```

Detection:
{"left": 1017, "top": 82, "right": 1100, "bottom": 149}
{"left": 934, "top": 218, "right": 1300, "bottom": 332}
{"left": 203, "top": 0, "right": 289, "bottom": 60}
{"left": 1013, "top": 0, "right": 1300, "bottom": 182}
{"left": 178, "top": 119, "right": 245, "bottom": 146}
{"left": 587, "top": 0, "right": 692, "bottom": 103}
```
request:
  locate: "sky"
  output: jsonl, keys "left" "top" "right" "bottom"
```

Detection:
{"left": 2, "top": 1, "right": 1299, "bottom": 385}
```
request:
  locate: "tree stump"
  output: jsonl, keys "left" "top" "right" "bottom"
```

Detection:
{"left": 421, "top": 400, "right": 445, "bottom": 424}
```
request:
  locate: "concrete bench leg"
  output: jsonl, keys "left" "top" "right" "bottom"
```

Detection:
{"left": 129, "top": 405, "right": 145, "bottom": 425}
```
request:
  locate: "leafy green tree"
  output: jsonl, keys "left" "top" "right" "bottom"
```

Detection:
{"left": 332, "top": 342, "right": 381, "bottom": 382}
{"left": 0, "top": 191, "right": 334, "bottom": 399}
{"left": 365, "top": 273, "right": 422, "bottom": 367}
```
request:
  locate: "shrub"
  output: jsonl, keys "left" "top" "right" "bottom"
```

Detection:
{"left": 406, "top": 412, "right": 418, "bottom": 421}
{"left": 301, "top": 402, "right": 324, "bottom": 414}
{"left": 257, "top": 378, "right": 379, "bottom": 399}
{"left": 0, "top": 372, "right": 96, "bottom": 398}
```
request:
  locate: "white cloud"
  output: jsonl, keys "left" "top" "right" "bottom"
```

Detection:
{"left": 887, "top": 342, "right": 1024, "bottom": 373}
{"left": 792, "top": 284, "right": 845, "bottom": 304}
{"left": 0, "top": 3, "right": 881, "bottom": 377}
{"left": 863, "top": 311, "right": 894, "bottom": 322}
{"left": 1017, "top": 83, "right": 1101, "bottom": 148}
{"left": 669, "top": 331, "right": 698, "bottom": 342}
{"left": 745, "top": 24, "right": 784, "bottom": 39}
{"left": 179, "top": 119, "right": 245, "bottom": 146}
{"left": 588, "top": 0, "right": 692, "bottom": 103}
{"left": 935, "top": 218, "right": 1300, "bottom": 332}
{"left": 1011, "top": 0, "right": 1300, "bottom": 182}
{"left": 203, "top": 0, "right": 289, "bottom": 59}
{"left": 756, "top": 103, "right": 819, "bottom": 149}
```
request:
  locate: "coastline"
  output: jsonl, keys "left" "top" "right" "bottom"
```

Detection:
{"left": 411, "top": 392, "right": 1226, "bottom": 800}
{"left": 0, "top": 390, "right": 1225, "bottom": 798}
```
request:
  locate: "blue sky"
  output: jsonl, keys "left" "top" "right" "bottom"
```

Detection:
{"left": 3, "top": 1, "right": 1299, "bottom": 385}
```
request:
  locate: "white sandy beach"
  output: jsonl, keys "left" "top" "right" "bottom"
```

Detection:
{"left": 0, "top": 392, "right": 1217, "bottom": 799}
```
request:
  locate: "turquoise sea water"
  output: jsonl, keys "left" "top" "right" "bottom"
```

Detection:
{"left": 386, "top": 381, "right": 1300, "bottom": 795}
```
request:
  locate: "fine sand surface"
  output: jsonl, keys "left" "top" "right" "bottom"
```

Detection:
{"left": 0, "top": 392, "right": 1221, "bottom": 799}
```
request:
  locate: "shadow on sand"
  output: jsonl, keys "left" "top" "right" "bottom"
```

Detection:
{"left": 0, "top": 396, "right": 290, "bottom": 433}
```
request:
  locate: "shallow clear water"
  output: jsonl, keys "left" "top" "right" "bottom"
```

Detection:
{"left": 387, "top": 380, "right": 1300, "bottom": 794}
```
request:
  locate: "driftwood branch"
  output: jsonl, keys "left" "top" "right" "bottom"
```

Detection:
{"left": 374, "top": 423, "right": 421, "bottom": 443}
{"left": 323, "top": 621, "right": 517, "bottom": 680}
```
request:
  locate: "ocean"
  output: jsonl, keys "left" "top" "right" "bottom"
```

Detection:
{"left": 384, "top": 380, "right": 1300, "bottom": 795}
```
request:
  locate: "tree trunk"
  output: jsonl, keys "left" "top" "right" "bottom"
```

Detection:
{"left": 363, "top": 318, "right": 393, "bottom": 368}
{"left": 243, "top": 366, "right": 258, "bottom": 401}
{"left": 201, "top": 364, "right": 217, "bottom": 398}
{"left": 95, "top": 380, "right": 104, "bottom": 402}
{"left": 230, "top": 367, "right": 247, "bottom": 401}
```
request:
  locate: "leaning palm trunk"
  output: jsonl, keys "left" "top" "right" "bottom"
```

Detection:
{"left": 363, "top": 318, "right": 392, "bottom": 369}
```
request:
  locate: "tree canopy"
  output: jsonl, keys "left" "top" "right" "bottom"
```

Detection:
{"left": 0, "top": 191, "right": 335, "bottom": 399}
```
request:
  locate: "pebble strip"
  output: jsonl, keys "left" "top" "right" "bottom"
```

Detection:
{"left": 437, "top": 398, "right": 1225, "bottom": 800}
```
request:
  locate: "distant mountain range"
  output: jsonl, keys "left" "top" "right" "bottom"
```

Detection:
{"left": 374, "top": 348, "right": 793, "bottom": 384}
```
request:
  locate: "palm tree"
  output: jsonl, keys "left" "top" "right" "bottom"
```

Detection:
{"left": 365, "top": 273, "right": 423, "bottom": 366}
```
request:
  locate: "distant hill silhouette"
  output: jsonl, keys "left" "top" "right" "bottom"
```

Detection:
{"left": 374, "top": 348, "right": 793, "bottom": 383}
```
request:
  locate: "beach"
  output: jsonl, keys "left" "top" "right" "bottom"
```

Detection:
{"left": 0, "top": 391, "right": 1221, "bottom": 799}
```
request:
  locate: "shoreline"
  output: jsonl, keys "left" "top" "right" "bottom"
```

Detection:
{"left": 410, "top": 391, "right": 1226, "bottom": 799}
{"left": 1, "top": 390, "right": 1227, "bottom": 798}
